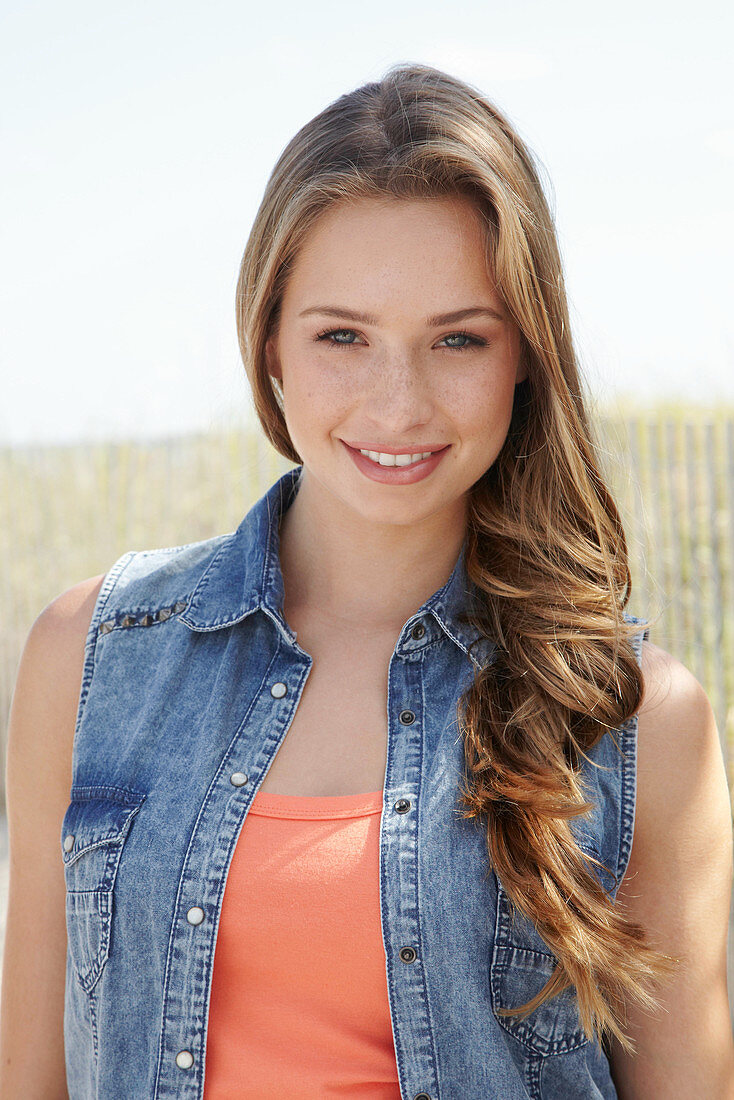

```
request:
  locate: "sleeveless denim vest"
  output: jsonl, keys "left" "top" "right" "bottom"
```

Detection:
{"left": 61, "top": 464, "right": 649, "bottom": 1099}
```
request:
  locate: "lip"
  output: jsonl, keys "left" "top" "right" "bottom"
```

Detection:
{"left": 341, "top": 440, "right": 450, "bottom": 485}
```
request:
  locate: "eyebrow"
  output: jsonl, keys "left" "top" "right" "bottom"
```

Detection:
{"left": 298, "top": 305, "right": 506, "bottom": 326}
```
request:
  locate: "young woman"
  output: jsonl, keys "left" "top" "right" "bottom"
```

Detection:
{"left": 2, "top": 63, "right": 732, "bottom": 1100}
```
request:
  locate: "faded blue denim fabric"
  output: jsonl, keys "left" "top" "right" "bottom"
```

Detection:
{"left": 61, "top": 465, "right": 649, "bottom": 1099}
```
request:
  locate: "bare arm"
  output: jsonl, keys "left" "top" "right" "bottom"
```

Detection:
{"left": 0, "top": 574, "right": 105, "bottom": 1099}
{"left": 608, "top": 640, "right": 734, "bottom": 1099}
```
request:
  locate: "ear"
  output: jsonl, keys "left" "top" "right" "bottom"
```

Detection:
{"left": 265, "top": 335, "right": 282, "bottom": 382}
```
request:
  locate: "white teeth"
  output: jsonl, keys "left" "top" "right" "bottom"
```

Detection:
{"left": 358, "top": 449, "right": 435, "bottom": 466}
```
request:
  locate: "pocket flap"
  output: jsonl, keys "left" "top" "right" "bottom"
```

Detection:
{"left": 61, "top": 789, "right": 145, "bottom": 868}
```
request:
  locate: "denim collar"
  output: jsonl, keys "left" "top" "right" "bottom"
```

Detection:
{"left": 180, "top": 465, "right": 496, "bottom": 670}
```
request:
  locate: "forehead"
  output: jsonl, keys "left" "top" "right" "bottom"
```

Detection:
{"left": 283, "top": 194, "right": 498, "bottom": 305}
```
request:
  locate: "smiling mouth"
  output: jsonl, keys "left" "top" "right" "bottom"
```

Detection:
{"left": 342, "top": 440, "right": 450, "bottom": 467}
{"left": 356, "top": 448, "right": 438, "bottom": 467}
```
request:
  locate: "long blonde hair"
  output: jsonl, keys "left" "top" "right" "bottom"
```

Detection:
{"left": 235, "top": 61, "right": 679, "bottom": 1055}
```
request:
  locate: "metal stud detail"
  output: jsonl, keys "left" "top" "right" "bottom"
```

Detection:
{"left": 394, "top": 798, "right": 411, "bottom": 814}
{"left": 399, "top": 945, "right": 417, "bottom": 963}
{"left": 63, "top": 834, "right": 75, "bottom": 852}
{"left": 186, "top": 906, "right": 205, "bottom": 926}
{"left": 270, "top": 682, "right": 287, "bottom": 699}
{"left": 172, "top": 601, "right": 187, "bottom": 614}
{"left": 410, "top": 622, "right": 426, "bottom": 640}
{"left": 175, "top": 1050, "right": 194, "bottom": 1070}
{"left": 157, "top": 607, "right": 172, "bottom": 622}
{"left": 399, "top": 709, "right": 416, "bottom": 725}
{"left": 120, "top": 614, "right": 137, "bottom": 628}
{"left": 99, "top": 620, "right": 115, "bottom": 634}
{"left": 230, "top": 772, "right": 249, "bottom": 787}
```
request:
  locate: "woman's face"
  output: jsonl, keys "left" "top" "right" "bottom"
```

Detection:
{"left": 265, "top": 194, "right": 526, "bottom": 531}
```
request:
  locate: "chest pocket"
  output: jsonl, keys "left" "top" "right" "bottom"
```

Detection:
{"left": 490, "top": 840, "right": 601, "bottom": 1058}
{"left": 60, "top": 788, "right": 146, "bottom": 993}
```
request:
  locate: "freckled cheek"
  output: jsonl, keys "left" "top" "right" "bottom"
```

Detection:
{"left": 439, "top": 370, "right": 514, "bottom": 421}
{"left": 284, "top": 365, "right": 357, "bottom": 429}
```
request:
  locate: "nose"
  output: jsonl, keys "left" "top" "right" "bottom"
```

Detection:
{"left": 362, "top": 353, "right": 434, "bottom": 435}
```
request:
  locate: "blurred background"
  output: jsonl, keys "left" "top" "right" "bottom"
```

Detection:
{"left": 1, "top": 0, "right": 732, "bottom": 1008}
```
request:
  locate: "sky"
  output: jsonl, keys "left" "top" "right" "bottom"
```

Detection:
{"left": 1, "top": 0, "right": 732, "bottom": 447}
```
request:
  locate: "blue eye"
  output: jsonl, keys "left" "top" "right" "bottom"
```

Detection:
{"left": 315, "top": 328, "right": 360, "bottom": 349}
{"left": 439, "top": 330, "right": 486, "bottom": 350}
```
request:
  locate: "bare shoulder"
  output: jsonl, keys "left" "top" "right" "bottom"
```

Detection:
{"left": 8, "top": 572, "right": 107, "bottom": 802}
{"left": 607, "top": 639, "right": 734, "bottom": 1097}
{"left": 637, "top": 638, "right": 718, "bottom": 746}
{"left": 30, "top": 573, "right": 107, "bottom": 684}
{"left": 633, "top": 639, "right": 731, "bottom": 859}
{"left": 35, "top": 570, "right": 108, "bottom": 644}
{"left": 631, "top": 637, "right": 731, "bottom": 893}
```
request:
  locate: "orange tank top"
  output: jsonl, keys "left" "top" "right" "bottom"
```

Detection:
{"left": 203, "top": 788, "right": 401, "bottom": 1099}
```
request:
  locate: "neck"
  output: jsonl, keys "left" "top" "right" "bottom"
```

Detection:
{"left": 277, "top": 467, "right": 467, "bottom": 635}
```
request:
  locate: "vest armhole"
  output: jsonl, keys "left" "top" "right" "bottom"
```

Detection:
{"left": 615, "top": 617, "right": 649, "bottom": 896}
{"left": 74, "top": 550, "right": 138, "bottom": 741}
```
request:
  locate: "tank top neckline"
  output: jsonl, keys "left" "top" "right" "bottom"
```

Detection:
{"left": 249, "top": 788, "right": 384, "bottom": 820}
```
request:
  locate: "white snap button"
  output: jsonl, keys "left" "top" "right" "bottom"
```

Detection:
{"left": 230, "top": 772, "right": 249, "bottom": 787}
{"left": 186, "top": 906, "right": 205, "bottom": 926}
{"left": 270, "top": 681, "right": 287, "bottom": 698}
{"left": 175, "top": 1049, "right": 194, "bottom": 1070}
{"left": 63, "top": 834, "right": 75, "bottom": 852}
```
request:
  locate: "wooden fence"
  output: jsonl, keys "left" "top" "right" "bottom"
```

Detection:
{"left": 1, "top": 408, "right": 733, "bottom": 1013}
{"left": 595, "top": 411, "right": 734, "bottom": 753}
